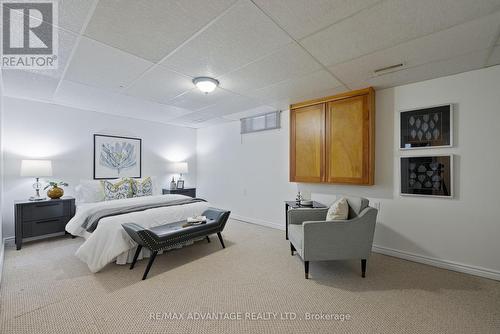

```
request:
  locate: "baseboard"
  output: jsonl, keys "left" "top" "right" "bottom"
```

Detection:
{"left": 0, "top": 238, "right": 5, "bottom": 286}
{"left": 232, "top": 215, "right": 500, "bottom": 281}
{"left": 372, "top": 244, "right": 500, "bottom": 281}
{"left": 231, "top": 214, "right": 285, "bottom": 231}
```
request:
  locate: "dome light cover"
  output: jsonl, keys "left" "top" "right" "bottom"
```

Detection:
{"left": 193, "top": 77, "right": 219, "bottom": 93}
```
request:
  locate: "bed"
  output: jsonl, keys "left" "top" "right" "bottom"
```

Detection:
{"left": 65, "top": 194, "right": 210, "bottom": 273}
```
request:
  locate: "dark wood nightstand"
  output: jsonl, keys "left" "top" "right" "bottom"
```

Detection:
{"left": 15, "top": 197, "right": 76, "bottom": 250}
{"left": 162, "top": 188, "right": 196, "bottom": 198}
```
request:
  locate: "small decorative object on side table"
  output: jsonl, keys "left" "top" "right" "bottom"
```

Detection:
{"left": 169, "top": 176, "right": 177, "bottom": 190}
{"left": 45, "top": 180, "right": 69, "bottom": 199}
{"left": 15, "top": 197, "right": 76, "bottom": 250}
{"left": 162, "top": 188, "right": 196, "bottom": 198}
{"left": 285, "top": 200, "right": 327, "bottom": 240}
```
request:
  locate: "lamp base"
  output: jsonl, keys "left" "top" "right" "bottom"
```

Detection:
{"left": 29, "top": 195, "right": 46, "bottom": 201}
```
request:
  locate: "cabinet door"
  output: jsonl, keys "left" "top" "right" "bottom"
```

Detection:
{"left": 290, "top": 104, "right": 325, "bottom": 182}
{"left": 326, "top": 95, "right": 373, "bottom": 184}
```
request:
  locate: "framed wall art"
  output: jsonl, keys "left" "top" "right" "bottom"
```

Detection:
{"left": 94, "top": 134, "right": 142, "bottom": 179}
{"left": 400, "top": 155, "right": 453, "bottom": 198}
{"left": 400, "top": 104, "right": 453, "bottom": 149}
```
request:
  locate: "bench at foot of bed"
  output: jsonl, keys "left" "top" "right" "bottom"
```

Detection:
{"left": 122, "top": 208, "right": 230, "bottom": 280}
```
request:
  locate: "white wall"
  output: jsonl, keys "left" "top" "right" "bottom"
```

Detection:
{"left": 197, "top": 65, "right": 500, "bottom": 279}
{"left": 0, "top": 75, "right": 4, "bottom": 283}
{"left": 1, "top": 97, "right": 197, "bottom": 238}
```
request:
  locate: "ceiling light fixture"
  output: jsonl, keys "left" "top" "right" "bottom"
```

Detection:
{"left": 193, "top": 77, "right": 219, "bottom": 94}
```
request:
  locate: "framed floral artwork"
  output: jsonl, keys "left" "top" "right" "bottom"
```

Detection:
{"left": 94, "top": 134, "right": 142, "bottom": 179}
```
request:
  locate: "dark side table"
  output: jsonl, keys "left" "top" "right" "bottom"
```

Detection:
{"left": 285, "top": 201, "right": 327, "bottom": 240}
{"left": 162, "top": 188, "right": 196, "bottom": 198}
{"left": 15, "top": 197, "right": 76, "bottom": 250}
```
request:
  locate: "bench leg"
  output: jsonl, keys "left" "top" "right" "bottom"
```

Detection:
{"left": 290, "top": 243, "right": 295, "bottom": 256}
{"left": 217, "top": 232, "right": 225, "bottom": 249}
{"left": 206, "top": 236, "right": 210, "bottom": 243}
{"left": 304, "top": 261, "right": 309, "bottom": 279}
{"left": 130, "top": 245, "right": 142, "bottom": 270}
{"left": 142, "top": 251, "right": 157, "bottom": 280}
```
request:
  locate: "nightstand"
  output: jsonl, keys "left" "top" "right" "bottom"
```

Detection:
{"left": 162, "top": 188, "right": 196, "bottom": 198}
{"left": 15, "top": 197, "right": 76, "bottom": 250}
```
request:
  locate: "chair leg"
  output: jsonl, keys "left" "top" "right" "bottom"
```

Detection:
{"left": 130, "top": 245, "right": 142, "bottom": 270}
{"left": 304, "top": 261, "right": 309, "bottom": 279}
{"left": 206, "top": 236, "right": 211, "bottom": 243}
{"left": 361, "top": 259, "right": 367, "bottom": 278}
{"left": 142, "top": 251, "right": 158, "bottom": 280}
{"left": 290, "top": 243, "right": 295, "bottom": 255}
{"left": 217, "top": 232, "right": 225, "bottom": 249}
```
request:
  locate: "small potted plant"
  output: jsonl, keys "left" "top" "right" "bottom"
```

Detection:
{"left": 44, "top": 181, "right": 69, "bottom": 199}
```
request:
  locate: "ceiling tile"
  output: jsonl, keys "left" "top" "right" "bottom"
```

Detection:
{"left": 160, "top": 1, "right": 292, "bottom": 77}
{"left": 54, "top": 79, "right": 193, "bottom": 123}
{"left": 347, "top": 49, "right": 489, "bottom": 90}
{"left": 57, "top": 0, "right": 97, "bottom": 33}
{"left": 249, "top": 70, "right": 344, "bottom": 106}
{"left": 219, "top": 42, "right": 322, "bottom": 94}
{"left": 253, "top": 0, "right": 380, "bottom": 39}
{"left": 266, "top": 85, "right": 350, "bottom": 112}
{"left": 487, "top": 46, "right": 500, "bottom": 66}
{"left": 196, "top": 95, "right": 264, "bottom": 118}
{"left": 27, "top": 28, "right": 78, "bottom": 79}
{"left": 84, "top": 0, "right": 236, "bottom": 62}
{"left": 2, "top": 70, "right": 59, "bottom": 101}
{"left": 329, "top": 11, "right": 500, "bottom": 86}
{"left": 65, "top": 37, "right": 153, "bottom": 92}
{"left": 125, "top": 66, "right": 193, "bottom": 103}
{"left": 17, "top": 0, "right": 96, "bottom": 34}
{"left": 301, "top": 0, "right": 500, "bottom": 66}
{"left": 167, "top": 88, "right": 237, "bottom": 111}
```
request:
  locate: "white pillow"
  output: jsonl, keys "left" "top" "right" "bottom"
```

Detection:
{"left": 75, "top": 180, "right": 105, "bottom": 203}
{"left": 326, "top": 197, "right": 349, "bottom": 221}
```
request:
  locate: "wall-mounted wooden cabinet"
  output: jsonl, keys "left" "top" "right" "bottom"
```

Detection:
{"left": 290, "top": 87, "right": 375, "bottom": 185}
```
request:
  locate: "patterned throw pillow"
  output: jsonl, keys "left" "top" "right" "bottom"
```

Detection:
{"left": 131, "top": 177, "right": 153, "bottom": 197}
{"left": 101, "top": 179, "right": 133, "bottom": 200}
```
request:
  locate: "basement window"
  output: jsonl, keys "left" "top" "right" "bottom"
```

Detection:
{"left": 240, "top": 111, "right": 281, "bottom": 134}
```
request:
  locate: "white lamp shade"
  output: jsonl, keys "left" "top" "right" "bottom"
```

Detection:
{"left": 169, "top": 162, "right": 188, "bottom": 174}
{"left": 20, "top": 160, "right": 53, "bottom": 177}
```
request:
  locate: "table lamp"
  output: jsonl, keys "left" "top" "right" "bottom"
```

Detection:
{"left": 168, "top": 162, "right": 188, "bottom": 189}
{"left": 20, "top": 160, "right": 53, "bottom": 201}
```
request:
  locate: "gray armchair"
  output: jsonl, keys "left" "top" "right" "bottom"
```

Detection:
{"left": 288, "top": 196, "right": 377, "bottom": 279}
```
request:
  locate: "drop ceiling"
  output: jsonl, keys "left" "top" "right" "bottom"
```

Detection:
{"left": 2, "top": 0, "right": 500, "bottom": 128}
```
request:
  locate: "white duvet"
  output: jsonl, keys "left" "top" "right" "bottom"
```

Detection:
{"left": 66, "top": 195, "right": 210, "bottom": 273}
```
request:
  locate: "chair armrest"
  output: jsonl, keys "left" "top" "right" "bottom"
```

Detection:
{"left": 287, "top": 207, "right": 329, "bottom": 225}
{"left": 301, "top": 207, "right": 377, "bottom": 261}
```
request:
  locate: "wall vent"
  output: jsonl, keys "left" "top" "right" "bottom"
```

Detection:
{"left": 240, "top": 111, "right": 281, "bottom": 134}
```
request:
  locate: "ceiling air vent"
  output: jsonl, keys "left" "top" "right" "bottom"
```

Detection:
{"left": 372, "top": 63, "right": 406, "bottom": 77}
{"left": 241, "top": 111, "right": 281, "bottom": 134}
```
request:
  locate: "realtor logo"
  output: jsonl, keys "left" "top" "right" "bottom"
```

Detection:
{"left": 1, "top": 0, "right": 58, "bottom": 69}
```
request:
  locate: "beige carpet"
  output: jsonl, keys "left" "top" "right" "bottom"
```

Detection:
{"left": 1, "top": 220, "right": 499, "bottom": 334}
